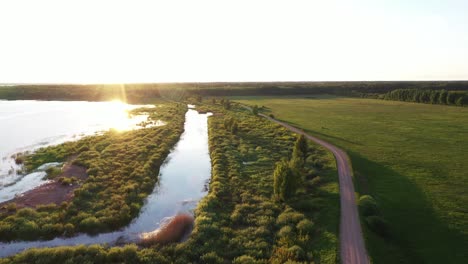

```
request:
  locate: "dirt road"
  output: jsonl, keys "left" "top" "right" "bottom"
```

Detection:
{"left": 242, "top": 106, "right": 370, "bottom": 264}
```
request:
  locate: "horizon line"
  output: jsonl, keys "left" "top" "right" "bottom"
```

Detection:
{"left": 1, "top": 80, "right": 468, "bottom": 86}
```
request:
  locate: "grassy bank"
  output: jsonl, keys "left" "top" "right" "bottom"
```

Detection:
{"left": 233, "top": 95, "right": 468, "bottom": 264}
{"left": 0, "top": 103, "right": 186, "bottom": 241}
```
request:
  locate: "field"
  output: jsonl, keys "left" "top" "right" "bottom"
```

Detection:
{"left": 233, "top": 95, "right": 468, "bottom": 264}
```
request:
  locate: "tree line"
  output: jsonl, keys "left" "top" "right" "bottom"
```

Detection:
{"left": 383, "top": 89, "right": 468, "bottom": 106}
{"left": 2, "top": 81, "right": 468, "bottom": 102}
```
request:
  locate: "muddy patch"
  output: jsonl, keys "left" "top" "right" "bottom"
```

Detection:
{"left": 0, "top": 158, "right": 87, "bottom": 212}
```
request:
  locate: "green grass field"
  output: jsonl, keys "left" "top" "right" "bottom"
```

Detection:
{"left": 233, "top": 95, "right": 468, "bottom": 264}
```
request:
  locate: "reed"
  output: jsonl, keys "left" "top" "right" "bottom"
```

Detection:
{"left": 139, "top": 214, "right": 194, "bottom": 246}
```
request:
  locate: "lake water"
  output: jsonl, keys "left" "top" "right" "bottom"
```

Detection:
{"left": 0, "top": 106, "right": 212, "bottom": 257}
{"left": 0, "top": 100, "right": 157, "bottom": 202}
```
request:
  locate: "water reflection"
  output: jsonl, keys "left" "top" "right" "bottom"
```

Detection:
{"left": 0, "top": 100, "right": 158, "bottom": 198}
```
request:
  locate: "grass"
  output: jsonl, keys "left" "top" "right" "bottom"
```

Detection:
{"left": 233, "top": 95, "right": 468, "bottom": 264}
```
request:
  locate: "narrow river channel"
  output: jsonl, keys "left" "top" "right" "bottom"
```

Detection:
{"left": 0, "top": 108, "right": 212, "bottom": 257}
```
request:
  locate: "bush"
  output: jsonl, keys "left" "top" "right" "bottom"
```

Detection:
{"left": 16, "top": 220, "right": 40, "bottom": 240}
{"left": 233, "top": 255, "right": 258, "bottom": 264}
{"left": 288, "top": 245, "right": 305, "bottom": 260}
{"left": 14, "top": 156, "right": 24, "bottom": 165}
{"left": 366, "top": 215, "right": 389, "bottom": 237}
{"left": 79, "top": 216, "right": 103, "bottom": 234}
{"left": 63, "top": 223, "right": 75, "bottom": 237}
{"left": 45, "top": 166, "right": 62, "bottom": 179}
{"left": 58, "top": 176, "right": 77, "bottom": 186}
{"left": 6, "top": 203, "right": 17, "bottom": 212}
{"left": 296, "top": 219, "right": 314, "bottom": 235}
{"left": 358, "top": 195, "right": 379, "bottom": 216}
{"left": 278, "top": 225, "right": 294, "bottom": 238}
{"left": 201, "top": 252, "right": 224, "bottom": 264}
{"left": 277, "top": 210, "right": 305, "bottom": 226}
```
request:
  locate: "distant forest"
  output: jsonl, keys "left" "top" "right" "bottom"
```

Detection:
{"left": 383, "top": 89, "right": 468, "bottom": 106}
{"left": 1, "top": 81, "right": 468, "bottom": 105}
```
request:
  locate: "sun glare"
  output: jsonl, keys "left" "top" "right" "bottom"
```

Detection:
{"left": 107, "top": 100, "right": 134, "bottom": 132}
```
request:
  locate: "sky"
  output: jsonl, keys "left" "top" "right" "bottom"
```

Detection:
{"left": 0, "top": 0, "right": 467, "bottom": 83}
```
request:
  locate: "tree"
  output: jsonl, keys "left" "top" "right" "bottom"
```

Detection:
{"left": 429, "top": 90, "right": 439, "bottom": 104}
{"left": 447, "top": 92, "right": 456, "bottom": 105}
{"left": 223, "top": 100, "right": 231, "bottom": 110}
{"left": 273, "top": 160, "right": 298, "bottom": 201}
{"left": 231, "top": 121, "right": 238, "bottom": 134}
{"left": 224, "top": 117, "right": 234, "bottom": 130}
{"left": 438, "top": 90, "right": 448, "bottom": 105}
{"left": 293, "top": 135, "right": 308, "bottom": 160}
{"left": 252, "top": 105, "right": 259, "bottom": 115}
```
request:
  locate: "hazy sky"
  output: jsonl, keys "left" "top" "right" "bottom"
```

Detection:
{"left": 0, "top": 0, "right": 467, "bottom": 83}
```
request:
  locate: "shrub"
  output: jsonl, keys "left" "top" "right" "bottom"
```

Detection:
{"left": 16, "top": 220, "right": 40, "bottom": 240}
{"left": 277, "top": 210, "right": 305, "bottom": 226}
{"left": 366, "top": 215, "right": 389, "bottom": 237}
{"left": 231, "top": 121, "right": 239, "bottom": 134}
{"left": 6, "top": 203, "right": 17, "bottom": 212}
{"left": 17, "top": 208, "right": 39, "bottom": 218}
{"left": 270, "top": 246, "right": 295, "bottom": 264}
{"left": 288, "top": 245, "right": 305, "bottom": 260}
{"left": 252, "top": 105, "right": 259, "bottom": 115}
{"left": 41, "top": 223, "right": 63, "bottom": 239}
{"left": 233, "top": 255, "right": 258, "bottom": 264}
{"left": 278, "top": 225, "right": 294, "bottom": 238}
{"left": 358, "top": 195, "right": 379, "bottom": 216}
{"left": 63, "top": 223, "right": 75, "bottom": 237}
{"left": 58, "top": 176, "right": 77, "bottom": 186}
{"left": 201, "top": 252, "right": 224, "bottom": 264}
{"left": 45, "top": 166, "right": 62, "bottom": 179}
{"left": 296, "top": 219, "right": 314, "bottom": 235}
{"left": 14, "top": 156, "right": 24, "bottom": 165}
{"left": 79, "top": 216, "right": 103, "bottom": 234}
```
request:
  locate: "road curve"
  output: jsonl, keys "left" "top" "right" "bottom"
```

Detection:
{"left": 241, "top": 105, "right": 370, "bottom": 264}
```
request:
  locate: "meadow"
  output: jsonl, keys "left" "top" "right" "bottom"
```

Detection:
{"left": 234, "top": 95, "right": 468, "bottom": 264}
